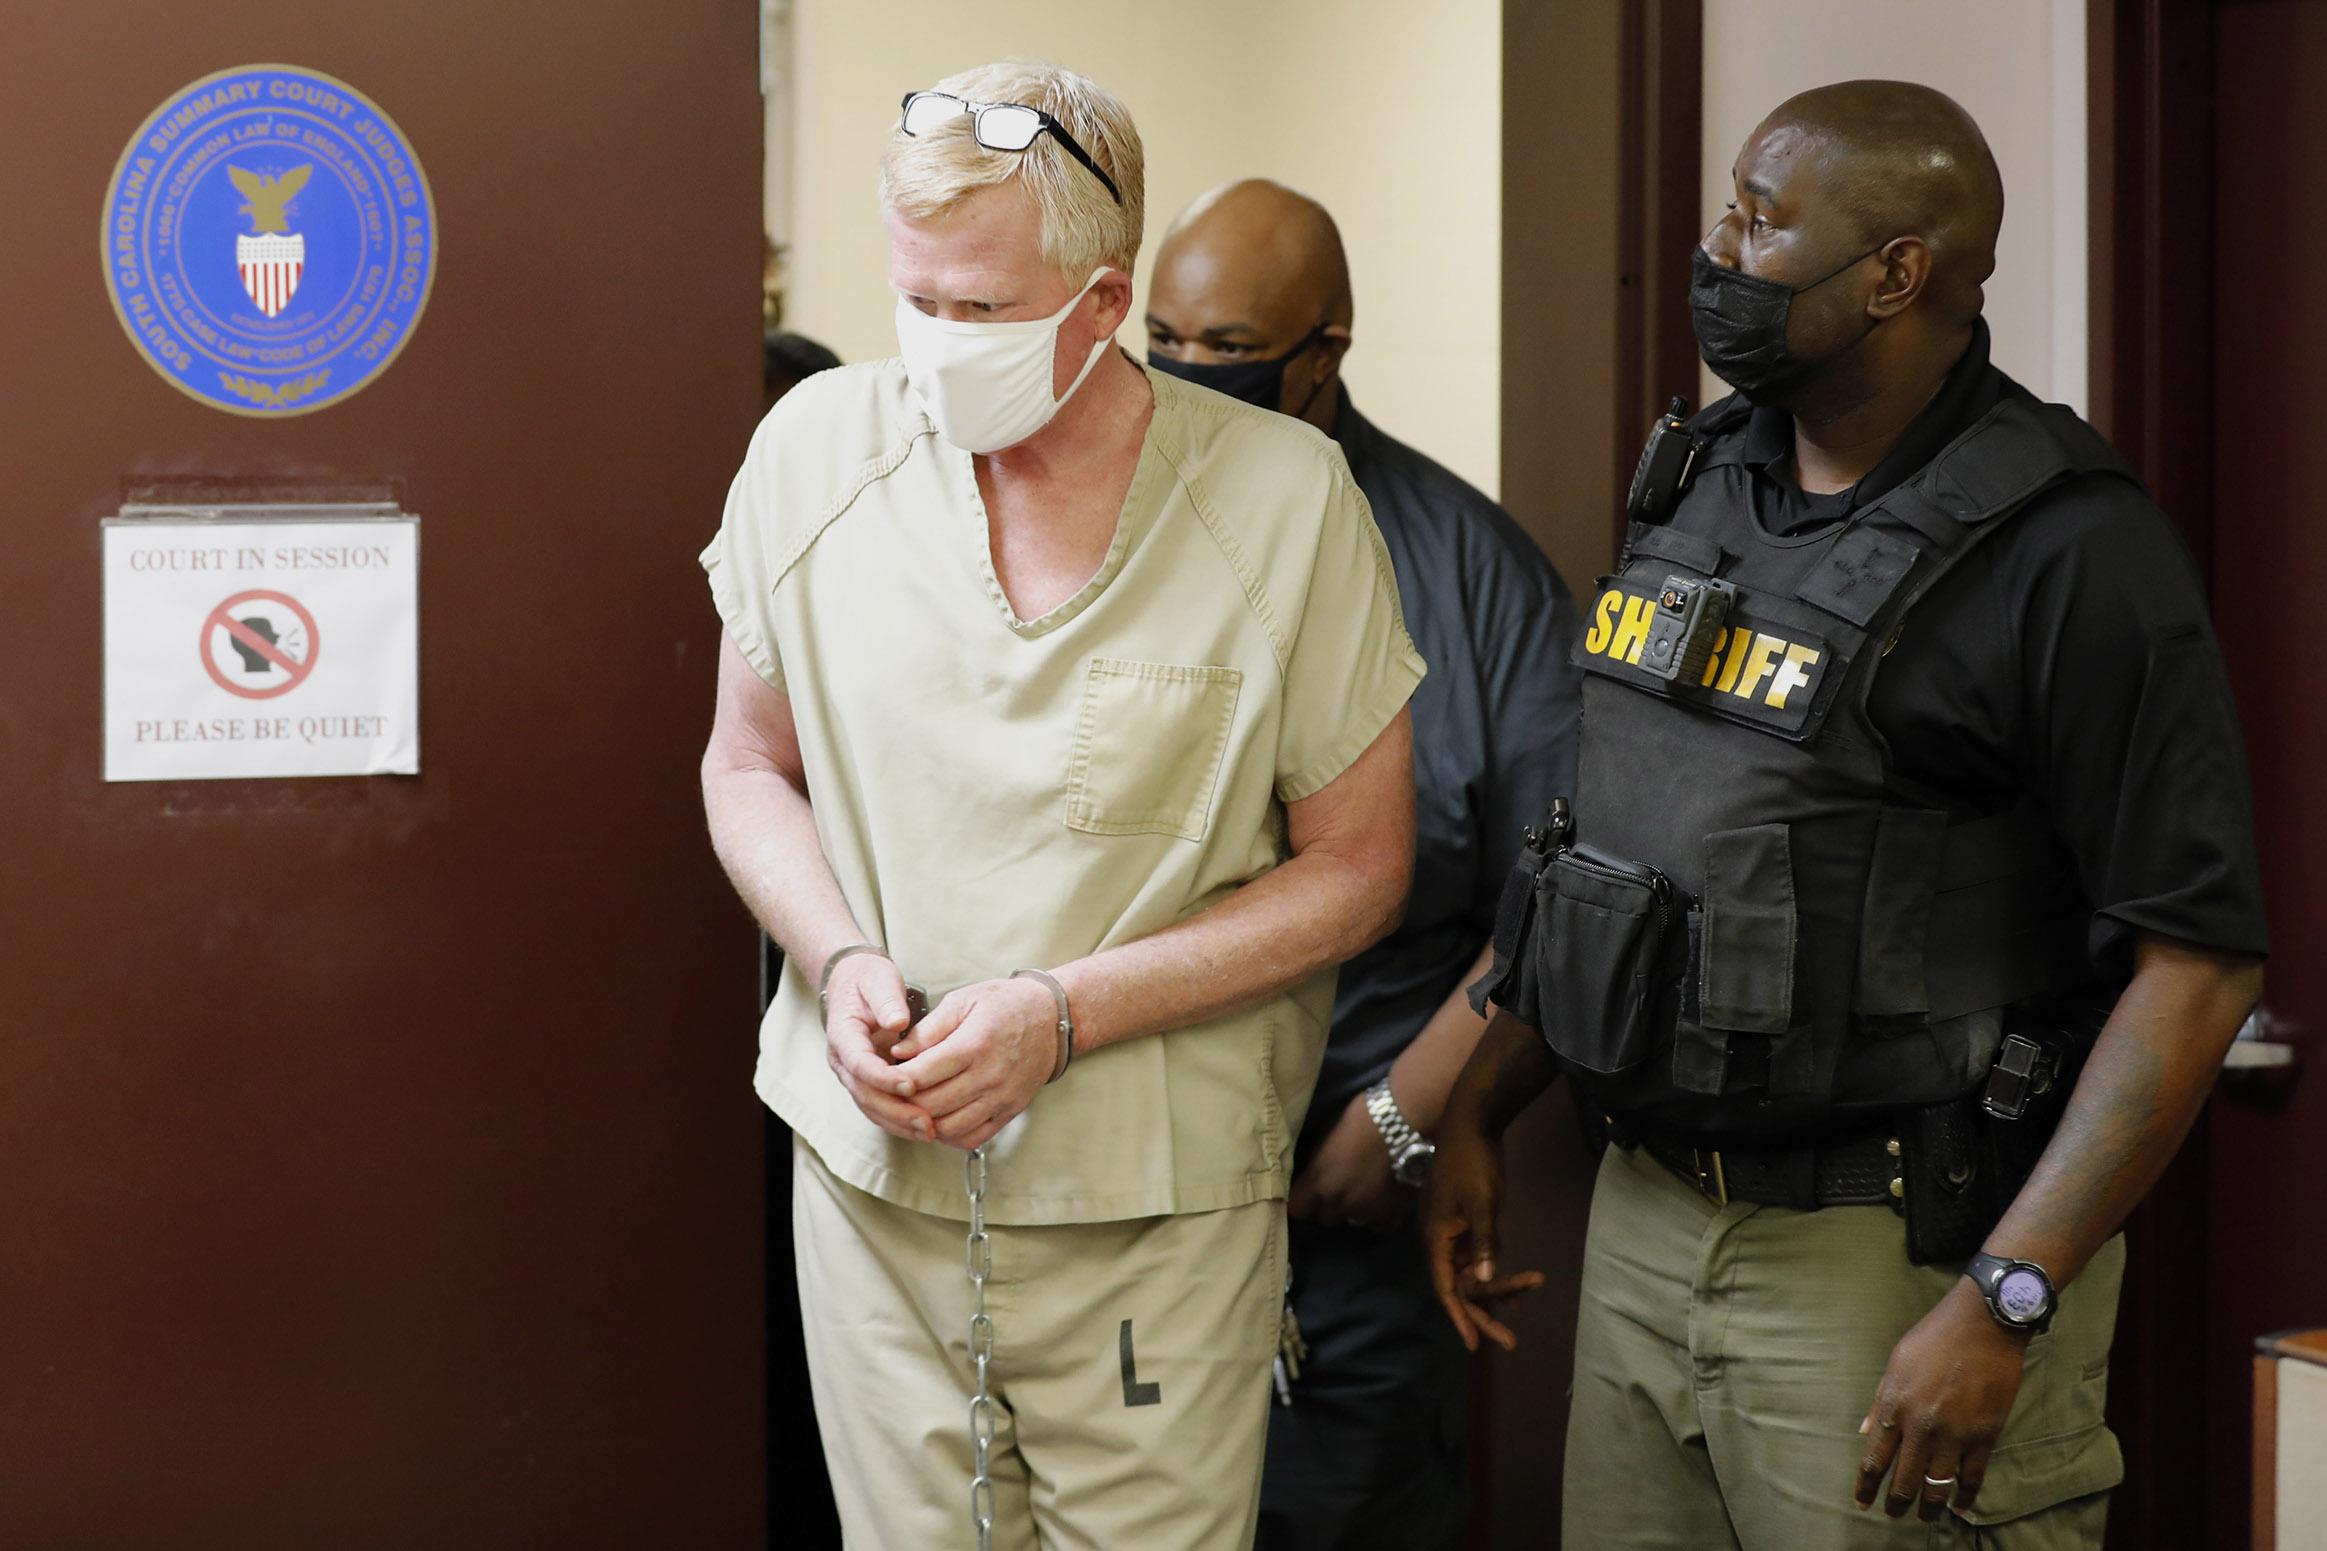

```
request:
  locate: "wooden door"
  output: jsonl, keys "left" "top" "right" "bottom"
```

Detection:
{"left": 0, "top": 6, "right": 768, "bottom": 1544}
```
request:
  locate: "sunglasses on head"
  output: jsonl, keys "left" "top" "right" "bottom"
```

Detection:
{"left": 900, "top": 90, "right": 1123, "bottom": 206}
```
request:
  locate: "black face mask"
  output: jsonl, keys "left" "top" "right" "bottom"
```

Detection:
{"left": 1148, "top": 321, "right": 1331, "bottom": 414}
{"left": 1689, "top": 244, "right": 1882, "bottom": 403}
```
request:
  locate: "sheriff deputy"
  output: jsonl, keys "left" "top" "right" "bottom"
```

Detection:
{"left": 1423, "top": 79, "right": 2268, "bottom": 1548}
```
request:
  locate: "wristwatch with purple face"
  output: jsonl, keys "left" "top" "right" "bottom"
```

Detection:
{"left": 1965, "top": 1252, "right": 2057, "bottom": 1334}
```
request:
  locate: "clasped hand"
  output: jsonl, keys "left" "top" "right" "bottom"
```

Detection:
{"left": 821, "top": 954, "right": 1059, "bottom": 1151}
{"left": 1288, "top": 1091, "right": 1411, "bottom": 1229}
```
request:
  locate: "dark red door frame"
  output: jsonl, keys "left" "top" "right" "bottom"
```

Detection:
{"left": 1501, "top": 0, "right": 1704, "bottom": 604}
{"left": 1491, "top": 5, "right": 1702, "bottom": 1544}
{"left": 1490, "top": 5, "right": 1703, "bottom": 1545}
{"left": 2087, "top": 6, "right": 2218, "bottom": 1549}
{"left": 1614, "top": 0, "right": 1708, "bottom": 515}
{"left": 2089, "top": 0, "right": 2217, "bottom": 568}
{"left": 2192, "top": 7, "right": 2327, "bottom": 1550}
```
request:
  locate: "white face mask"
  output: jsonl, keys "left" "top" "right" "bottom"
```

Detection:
{"left": 894, "top": 268, "right": 1113, "bottom": 453}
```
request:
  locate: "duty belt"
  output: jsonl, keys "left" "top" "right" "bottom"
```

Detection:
{"left": 1626, "top": 1123, "right": 1904, "bottom": 1211}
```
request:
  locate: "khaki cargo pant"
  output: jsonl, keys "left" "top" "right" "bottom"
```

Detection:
{"left": 1564, "top": 1140, "right": 2124, "bottom": 1549}
{"left": 790, "top": 1136, "right": 1286, "bottom": 1550}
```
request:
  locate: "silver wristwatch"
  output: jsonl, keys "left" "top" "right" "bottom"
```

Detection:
{"left": 1363, "top": 1079, "right": 1436, "bottom": 1186}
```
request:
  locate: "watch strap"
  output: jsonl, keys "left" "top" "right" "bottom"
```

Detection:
{"left": 1363, "top": 1080, "right": 1429, "bottom": 1172}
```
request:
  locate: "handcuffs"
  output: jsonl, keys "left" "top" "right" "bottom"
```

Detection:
{"left": 816, "top": 943, "right": 1074, "bottom": 1083}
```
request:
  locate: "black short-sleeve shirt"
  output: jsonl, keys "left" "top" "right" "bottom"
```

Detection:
{"left": 1736, "top": 321, "right": 2268, "bottom": 982}
{"left": 1297, "top": 400, "right": 1582, "bottom": 1162}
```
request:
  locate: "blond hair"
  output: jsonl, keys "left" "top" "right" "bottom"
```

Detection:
{"left": 880, "top": 60, "right": 1145, "bottom": 281}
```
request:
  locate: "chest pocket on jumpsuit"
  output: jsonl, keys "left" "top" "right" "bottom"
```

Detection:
{"left": 1064, "top": 657, "right": 1244, "bottom": 842}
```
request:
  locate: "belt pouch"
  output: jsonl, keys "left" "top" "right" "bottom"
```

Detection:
{"left": 1530, "top": 845, "right": 1676, "bottom": 1075}
{"left": 1899, "top": 1094, "right": 1992, "bottom": 1263}
{"left": 1898, "top": 1023, "right": 2090, "bottom": 1264}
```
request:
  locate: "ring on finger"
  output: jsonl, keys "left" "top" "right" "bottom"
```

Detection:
{"left": 1921, "top": 1473, "right": 1957, "bottom": 1495}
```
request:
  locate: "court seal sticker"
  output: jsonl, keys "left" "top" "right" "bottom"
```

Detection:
{"left": 100, "top": 64, "right": 438, "bottom": 417}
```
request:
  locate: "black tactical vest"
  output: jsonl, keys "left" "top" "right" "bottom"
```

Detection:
{"left": 1489, "top": 387, "right": 2139, "bottom": 1143}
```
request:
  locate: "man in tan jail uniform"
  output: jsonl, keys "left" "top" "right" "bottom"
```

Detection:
{"left": 698, "top": 59, "right": 1424, "bottom": 1550}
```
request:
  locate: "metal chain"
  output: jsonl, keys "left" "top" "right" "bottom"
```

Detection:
{"left": 966, "top": 1145, "right": 995, "bottom": 1551}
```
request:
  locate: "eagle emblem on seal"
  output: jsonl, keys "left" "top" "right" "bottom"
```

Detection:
{"left": 230, "top": 163, "right": 311, "bottom": 318}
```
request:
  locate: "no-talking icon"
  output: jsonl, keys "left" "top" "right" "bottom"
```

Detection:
{"left": 201, "top": 589, "right": 319, "bottom": 700}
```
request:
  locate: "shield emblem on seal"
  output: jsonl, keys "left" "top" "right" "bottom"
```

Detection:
{"left": 236, "top": 232, "right": 306, "bottom": 318}
{"left": 228, "top": 162, "right": 312, "bottom": 319}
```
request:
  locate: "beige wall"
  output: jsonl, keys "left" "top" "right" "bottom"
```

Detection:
{"left": 1700, "top": 0, "right": 2087, "bottom": 412}
{"left": 783, "top": 0, "right": 1502, "bottom": 497}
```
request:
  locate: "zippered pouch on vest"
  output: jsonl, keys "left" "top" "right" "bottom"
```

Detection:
{"left": 1531, "top": 845, "right": 1680, "bottom": 1075}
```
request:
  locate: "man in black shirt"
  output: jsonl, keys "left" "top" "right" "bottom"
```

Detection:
{"left": 763, "top": 328, "right": 840, "bottom": 409}
{"left": 1424, "top": 82, "right": 2267, "bottom": 1547}
{"left": 1147, "top": 179, "right": 1581, "bottom": 1551}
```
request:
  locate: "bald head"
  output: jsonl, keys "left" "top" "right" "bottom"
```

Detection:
{"left": 1158, "top": 179, "right": 1352, "bottom": 330}
{"left": 1146, "top": 180, "right": 1354, "bottom": 428}
{"left": 1747, "top": 80, "right": 2003, "bottom": 320}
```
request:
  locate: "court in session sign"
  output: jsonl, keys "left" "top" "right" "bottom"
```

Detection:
{"left": 103, "top": 510, "right": 419, "bottom": 781}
